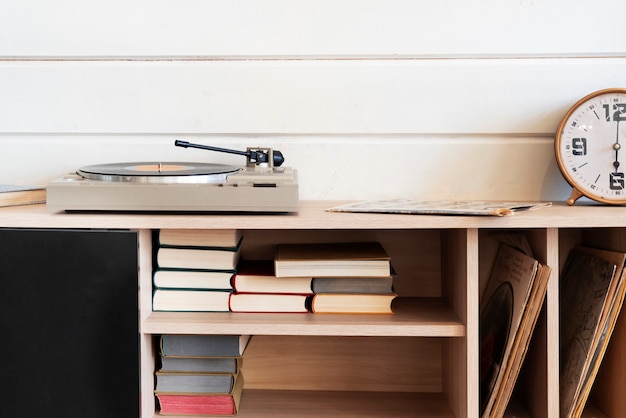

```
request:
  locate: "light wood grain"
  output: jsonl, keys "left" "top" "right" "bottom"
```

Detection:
{"left": 235, "top": 390, "right": 454, "bottom": 418}
{"left": 138, "top": 230, "right": 156, "bottom": 416}
{"left": 5, "top": 201, "right": 626, "bottom": 230}
{"left": 243, "top": 336, "right": 441, "bottom": 392}
{"left": 143, "top": 298, "right": 464, "bottom": 337}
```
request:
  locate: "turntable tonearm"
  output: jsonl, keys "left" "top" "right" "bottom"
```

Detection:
{"left": 46, "top": 141, "right": 299, "bottom": 212}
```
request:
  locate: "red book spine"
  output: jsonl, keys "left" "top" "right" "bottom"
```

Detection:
{"left": 157, "top": 394, "right": 236, "bottom": 415}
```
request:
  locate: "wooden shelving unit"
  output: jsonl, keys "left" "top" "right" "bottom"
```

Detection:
{"left": 1, "top": 201, "right": 625, "bottom": 418}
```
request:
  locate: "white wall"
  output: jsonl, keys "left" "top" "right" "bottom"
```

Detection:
{"left": 2, "top": 1, "right": 626, "bottom": 201}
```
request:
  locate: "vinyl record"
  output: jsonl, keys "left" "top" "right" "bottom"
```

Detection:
{"left": 479, "top": 281, "right": 513, "bottom": 413}
{"left": 77, "top": 162, "right": 240, "bottom": 184}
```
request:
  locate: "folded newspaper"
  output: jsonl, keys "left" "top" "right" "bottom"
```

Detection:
{"left": 327, "top": 199, "right": 552, "bottom": 217}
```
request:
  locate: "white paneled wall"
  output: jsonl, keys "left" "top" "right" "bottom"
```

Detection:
{"left": 1, "top": 1, "right": 625, "bottom": 201}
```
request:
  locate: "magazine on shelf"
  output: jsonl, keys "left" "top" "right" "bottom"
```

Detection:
{"left": 327, "top": 199, "right": 552, "bottom": 217}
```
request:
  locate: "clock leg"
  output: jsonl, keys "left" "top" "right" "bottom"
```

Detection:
{"left": 566, "top": 188, "right": 584, "bottom": 206}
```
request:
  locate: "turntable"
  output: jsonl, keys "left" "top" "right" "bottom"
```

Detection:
{"left": 46, "top": 141, "right": 299, "bottom": 212}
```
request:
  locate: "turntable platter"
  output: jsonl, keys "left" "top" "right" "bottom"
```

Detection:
{"left": 77, "top": 162, "right": 241, "bottom": 184}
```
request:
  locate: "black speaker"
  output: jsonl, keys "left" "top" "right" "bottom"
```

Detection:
{"left": 0, "top": 229, "right": 139, "bottom": 418}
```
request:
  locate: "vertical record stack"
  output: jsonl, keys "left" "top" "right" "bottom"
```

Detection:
{"left": 152, "top": 229, "right": 242, "bottom": 312}
{"left": 155, "top": 334, "right": 251, "bottom": 416}
{"left": 559, "top": 246, "right": 626, "bottom": 418}
{"left": 479, "top": 241, "right": 551, "bottom": 418}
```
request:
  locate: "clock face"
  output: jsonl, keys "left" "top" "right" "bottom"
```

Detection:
{"left": 555, "top": 88, "right": 626, "bottom": 205}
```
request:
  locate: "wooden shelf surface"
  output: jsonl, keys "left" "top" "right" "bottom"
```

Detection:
{"left": 143, "top": 297, "right": 464, "bottom": 337}
{"left": 4, "top": 201, "right": 626, "bottom": 230}
{"left": 154, "top": 390, "right": 454, "bottom": 418}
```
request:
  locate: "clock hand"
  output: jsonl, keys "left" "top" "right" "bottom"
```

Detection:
{"left": 614, "top": 120, "right": 621, "bottom": 172}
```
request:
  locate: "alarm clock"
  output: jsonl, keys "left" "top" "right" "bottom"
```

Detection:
{"left": 555, "top": 88, "right": 626, "bottom": 205}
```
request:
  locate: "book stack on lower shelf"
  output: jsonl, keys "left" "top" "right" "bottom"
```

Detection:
{"left": 152, "top": 229, "right": 242, "bottom": 312}
{"left": 275, "top": 242, "right": 397, "bottom": 314}
{"left": 155, "top": 334, "right": 251, "bottom": 416}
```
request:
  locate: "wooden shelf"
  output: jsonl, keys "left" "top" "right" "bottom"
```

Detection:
{"left": 3, "top": 201, "right": 626, "bottom": 417}
{"left": 153, "top": 390, "right": 454, "bottom": 418}
{"left": 4, "top": 200, "right": 626, "bottom": 230}
{"left": 143, "top": 297, "right": 464, "bottom": 337}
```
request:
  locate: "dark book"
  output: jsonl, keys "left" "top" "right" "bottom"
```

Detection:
{"left": 155, "top": 371, "right": 237, "bottom": 394}
{"left": 275, "top": 242, "right": 392, "bottom": 278}
{"left": 160, "top": 335, "right": 252, "bottom": 358}
{"left": 156, "top": 373, "right": 244, "bottom": 415}
{"left": 159, "top": 356, "right": 241, "bottom": 374}
{"left": 308, "top": 293, "right": 397, "bottom": 314}
{"left": 311, "top": 277, "right": 394, "bottom": 294}
{"left": 152, "top": 289, "right": 232, "bottom": 312}
{"left": 229, "top": 292, "right": 310, "bottom": 313}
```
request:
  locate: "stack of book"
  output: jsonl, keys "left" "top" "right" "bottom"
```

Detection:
{"left": 274, "top": 242, "right": 397, "bottom": 314}
{"left": 230, "top": 260, "right": 312, "bottom": 313}
{"left": 155, "top": 334, "right": 251, "bottom": 416}
{"left": 152, "top": 229, "right": 242, "bottom": 312}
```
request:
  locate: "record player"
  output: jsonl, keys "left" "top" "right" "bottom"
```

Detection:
{"left": 46, "top": 141, "right": 299, "bottom": 212}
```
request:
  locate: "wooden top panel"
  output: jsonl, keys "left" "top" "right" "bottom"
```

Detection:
{"left": 1, "top": 201, "right": 626, "bottom": 230}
